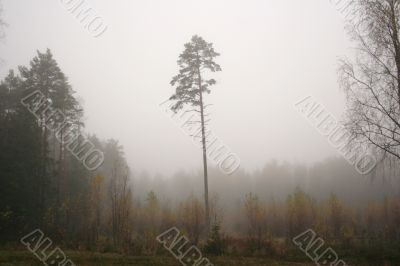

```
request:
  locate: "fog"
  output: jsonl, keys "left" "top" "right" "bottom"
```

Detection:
{"left": 1, "top": 0, "right": 353, "bottom": 175}
{"left": 3, "top": 1, "right": 400, "bottom": 264}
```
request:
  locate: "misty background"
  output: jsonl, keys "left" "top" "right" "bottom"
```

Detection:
{"left": 0, "top": 0, "right": 353, "bottom": 176}
{"left": 3, "top": 1, "right": 400, "bottom": 265}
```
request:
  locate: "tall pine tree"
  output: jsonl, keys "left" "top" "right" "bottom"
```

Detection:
{"left": 169, "top": 35, "right": 221, "bottom": 231}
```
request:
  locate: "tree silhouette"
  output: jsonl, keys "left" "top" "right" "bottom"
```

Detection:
{"left": 169, "top": 35, "right": 221, "bottom": 231}
{"left": 340, "top": 0, "right": 400, "bottom": 166}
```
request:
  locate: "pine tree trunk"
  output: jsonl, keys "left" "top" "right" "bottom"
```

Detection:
{"left": 198, "top": 66, "right": 210, "bottom": 233}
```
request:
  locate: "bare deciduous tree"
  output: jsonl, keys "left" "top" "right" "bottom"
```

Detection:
{"left": 340, "top": 0, "right": 400, "bottom": 169}
{"left": 109, "top": 160, "right": 132, "bottom": 247}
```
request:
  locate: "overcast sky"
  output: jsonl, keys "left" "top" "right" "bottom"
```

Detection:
{"left": 1, "top": 0, "right": 355, "bottom": 175}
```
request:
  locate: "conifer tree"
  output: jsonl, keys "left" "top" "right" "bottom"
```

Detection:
{"left": 169, "top": 35, "right": 221, "bottom": 231}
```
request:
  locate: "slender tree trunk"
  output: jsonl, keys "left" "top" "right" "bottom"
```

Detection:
{"left": 389, "top": 1, "right": 400, "bottom": 106}
{"left": 197, "top": 66, "right": 210, "bottom": 232}
{"left": 39, "top": 108, "right": 48, "bottom": 226}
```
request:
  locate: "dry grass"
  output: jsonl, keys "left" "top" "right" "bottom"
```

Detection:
{"left": 0, "top": 250, "right": 395, "bottom": 266}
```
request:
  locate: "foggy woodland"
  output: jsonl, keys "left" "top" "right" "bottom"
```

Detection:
{"left": 1, "top": 0, "right": 400, "bottom": 265}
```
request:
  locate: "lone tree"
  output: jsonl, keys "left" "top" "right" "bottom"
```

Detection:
{"left": 169, "top": 35, "right": 221, "bottom": 231}
{"left": 340, "top": 0, "right": 400, "bottom": 171}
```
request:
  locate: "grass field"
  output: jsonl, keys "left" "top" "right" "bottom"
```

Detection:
{"left": 0, "top": 250, "right": 396, "bottom": 266}
{"left": 0, "top": 251, "right": 312, "bottom": 266}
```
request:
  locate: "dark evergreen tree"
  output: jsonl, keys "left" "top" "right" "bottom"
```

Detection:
{"left": 0, "top": 70, "right": 43, "bottom": 240}
{"left": 205, "top": 219, "right": 224, "bottom": 255}
{"left": 169, "top": 35, "right": 221, "bottom": 231}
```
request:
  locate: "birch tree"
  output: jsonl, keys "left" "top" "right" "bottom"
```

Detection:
{"left": 340, "top": 0, "right": 400, "bottom": 172}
